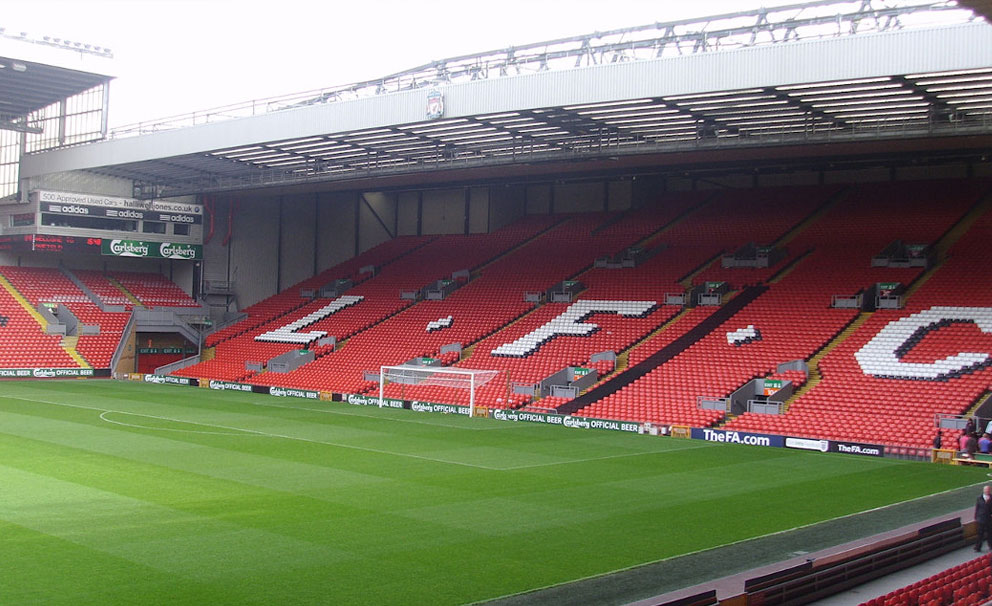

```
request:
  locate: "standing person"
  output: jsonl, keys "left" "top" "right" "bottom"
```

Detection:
{"left": 976, "top": 485, "right": 992, "bottom": 552}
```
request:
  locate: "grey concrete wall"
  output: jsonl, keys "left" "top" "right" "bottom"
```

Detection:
{"left": 363, "top": 192, "right": 398, "bottom": 237}
{"left": 469, "top": 187, "right": 489, "bottom": 234}
{"left": 316, "top": 192, "right": 358, "bottom": 274}
{"left": 894, "top": 164, "right": 970, "bottom": 181}
{"left": 824, "top": 166, "right": 892, "bottom": 184}
{"left": 279, "top": 194, "right": 318, "bottom": 291}
{"left": 359, "top": 195, "right": 393, "bottom": 253}
{"left": 200, "top": 197, "right": 232, "bottom": 302}
{"left": 554, "top": 182, "right": 605, "bottom": 213}
{"left": 169, "top": 261, "right": 196, "bottom": 297}
{"left": 526, "top": 184, "right": 552, "bottom": 214}
{"left": 607, "top": 180, "right": 633, "bottom": 212}
{"left": 757, "top": 170, "right": 822, "bottom": 188}
{"left": 699, "top": 174, "right": 755, "bottom": 190}
{"left": 421, "top": 188, "right": 466, "bottom": 234}
{"left": 490, "top": 184, "right": 526, "bottom": 230}
{"left": 396, "top": 191, "right": 420, "bottom": 236}
{"left": 229, "top": 198, "right": 279, "bottom": 309}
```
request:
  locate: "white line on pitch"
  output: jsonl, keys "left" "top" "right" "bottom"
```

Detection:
{"left": 2, "top": 393, "right": 699, "bottom": 471}
{"left": 0, "top": 395, "right": 506, "bottom": 471}
{"left": 98, "top": 410, "right": 249, "bottom": 436}
{"left": 500, "top": 442, "right": 711, "bottom": 470}
{"left": 236, "top": 397, "right": 515, "bottom": 431}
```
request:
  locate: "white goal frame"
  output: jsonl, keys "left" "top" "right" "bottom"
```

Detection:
{"left": 378, "top": 366, "right": 501, "bottom": 417}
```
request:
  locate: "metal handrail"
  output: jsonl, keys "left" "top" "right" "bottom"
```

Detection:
{"left": 107, "top": 1, "right": 974, "bottom": 139}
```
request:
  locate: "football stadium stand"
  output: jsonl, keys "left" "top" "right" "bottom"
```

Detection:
{"left": 4, "top": 3, "right": 992, "bottom": 604}
{"left": 0, "top": 265, "right": 203, "bottom": 370}
{"left": 176, "top": 216, "right": 559, "bottom": 383}
{"left": 0, "top": 266, "right": 130, "bottom": 368}
{"left": 576, "top": 180, "right": 987, "bottom": 440}
{"left": 168, "top": 179, "right": 992, "bottom": 452}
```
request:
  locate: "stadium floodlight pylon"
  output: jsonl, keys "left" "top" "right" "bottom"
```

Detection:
{"left": 379, "top": 366, "right": 502, "bottom": 417}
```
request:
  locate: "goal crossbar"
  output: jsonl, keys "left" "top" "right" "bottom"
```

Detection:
{"left": 379, "top": 366, "right": 501, "bottom": 417}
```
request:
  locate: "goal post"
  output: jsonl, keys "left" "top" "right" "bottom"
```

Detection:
{"left": 379, "top": 366, "right": 502, "bottom": 417}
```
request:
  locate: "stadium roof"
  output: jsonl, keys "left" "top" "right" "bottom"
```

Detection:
{"left": 0, "top": 56, "right": 110, "bottom": 118}
{"left": 18, "top": 1, "right": 992, "bottom": 198}
{"left": 0, "top": 28, "right": 113, "bottom": 131}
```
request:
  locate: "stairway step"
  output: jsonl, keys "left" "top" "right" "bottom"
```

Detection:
{"left": 783, "top": 311, "right": 873, "bottom": 408}
{"left": 557, "top": 285, "right": 769, "bottom": 416}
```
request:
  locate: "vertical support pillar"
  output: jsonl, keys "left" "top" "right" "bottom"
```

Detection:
{"left": 276, "top": 196, "right": 284, "bottom": 294}
{"left": 57, "top": 100, "right": 67, "bottom": 147}
{"left": 393, "top": 192, "right": 399, "bottom": 237}
{"left": 312, "top": 192, "right": 319, "bottom": 277}
{"left": 100, "top": 82, "right": 111, "bottom": 139}
{"left": 354, "top": 194, "right": 361, "bottom": 257}
{"left": 416, "top": 191, "right": 423, "bottom": 236}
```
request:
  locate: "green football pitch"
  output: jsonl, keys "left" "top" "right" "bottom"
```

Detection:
{"left": 0, "top": 380, "right": 985, "bottom": 605}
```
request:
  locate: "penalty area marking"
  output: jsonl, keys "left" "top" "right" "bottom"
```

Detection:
{"left": 98, "top": 410, "right": 252, "bottom": 436}
{"left": 1, "top": 394, "right": 505, "bottom": 471}
{"left": 2, "top": 392, "right": 699, "bottom": 472}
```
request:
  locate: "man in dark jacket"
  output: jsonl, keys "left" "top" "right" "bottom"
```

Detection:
{"left": 976, "top": 485, "right": 992, "bottom": 552}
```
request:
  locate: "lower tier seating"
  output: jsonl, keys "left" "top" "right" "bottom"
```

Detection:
{"left": 0, "top": 266, "right": 129, "bottom": 368}
{"left": 0, "top": 288, "right": 79, "bottom": 368}
{"left": 859, "top": 554, "right": 991, "bottom": 606}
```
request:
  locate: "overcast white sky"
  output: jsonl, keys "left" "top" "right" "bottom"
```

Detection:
{"left": 0, "top": 0, "right": 969, "bottom": 128}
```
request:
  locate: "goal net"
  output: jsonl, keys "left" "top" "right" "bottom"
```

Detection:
{"left": 379, "top": 366, "right": 502, "bottom": 417}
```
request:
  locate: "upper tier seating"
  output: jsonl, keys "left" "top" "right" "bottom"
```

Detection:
{"left": 450, "top": 187, "right": 830, "bottom": 397}
{"left": 203, "top": 235, "right": 435, "bottom": 348}
{"left": 579, "top": 180, "right": 985, "bottom": 432}
{"left": 179, "top": 217, "right": 560, "bottom": 382}
{"left": 249, "top": 202, "right": 711, "bottom": 400}
{"left": 726, "top": 182, "right": 992, "bottom": 449}
{"left": 74, "top": 269, "right": 135, "bottom": 308}
{"left": 110, "top": 271, "right": 200, "bottom": 308}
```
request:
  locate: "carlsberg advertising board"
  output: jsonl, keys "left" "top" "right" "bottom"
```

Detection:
{"left": 0, "top": 367, "right": 95, "bottom": 378}
{"left": 490, "top": 409, "right": 640, "bottom": 433}
{"left": 102, "top": 239, "right": 202, "bottom": 260}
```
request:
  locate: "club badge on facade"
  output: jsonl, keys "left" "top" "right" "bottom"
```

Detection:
{"left": 426, "top": 89, "right": 444, "bottom": 120}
